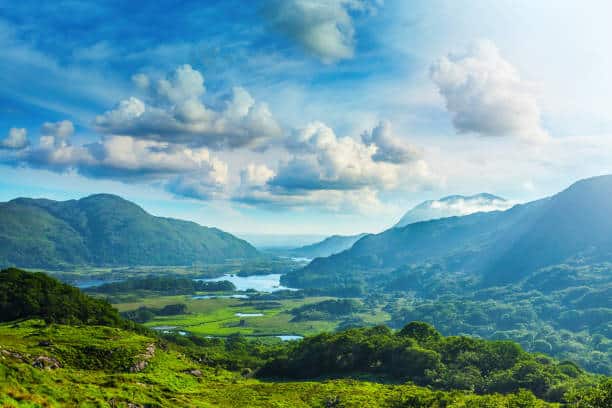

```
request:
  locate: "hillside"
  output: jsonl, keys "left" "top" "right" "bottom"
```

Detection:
{"left": 0, "top": 320, "right": 579, "bottom": 408}
{"left": 394, "top": 193, "right": 511, "bottom": 228}
{"left": 289, "top": 175, "right": 612, "bottom": 288}
{"left": 0, "top": 194, "right": 260, "bottom": 268}
{"left": 0, "top": 268, "right": 123, "bottom": 326}
{"left": 281, "top": 233, "right": 368, "bottom": 259}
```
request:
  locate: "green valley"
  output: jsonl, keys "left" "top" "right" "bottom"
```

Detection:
{"left": 1, "top": 269, "right": 610, "bottom": 407}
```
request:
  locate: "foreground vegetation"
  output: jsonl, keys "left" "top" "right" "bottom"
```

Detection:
{"left": 0, "top": 268, "right": 610, "bottom": 407}
{"left": 0, "top": 320, "right": 606, "bottom": 408}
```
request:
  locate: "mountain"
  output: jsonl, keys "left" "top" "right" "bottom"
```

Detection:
{"left": 282, "top": 233, "right": 368, "bottom": 259}
{"left": 285, "top": 175, "right": 612, "bottom": 289}
{"left": 394, "top": 193, "right": 511, "bottom": 228}
{"left": 0, "top": 194, "right": 260, "bottom": 268}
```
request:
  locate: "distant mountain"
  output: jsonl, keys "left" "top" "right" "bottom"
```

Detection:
{"left": 285, "top": 175, "right": 612, "bottom": 289}
{"left": 282, "top": 233, "right": 368, "bottom": 259}
{"left": 394, "top": 193, "right": 511, "bottom": 228}
{"left": 0, "top": 194, "right": 260, "bottom": 268}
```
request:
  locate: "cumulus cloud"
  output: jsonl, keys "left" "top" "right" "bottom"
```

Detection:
{"left": 240, "top": 163, "right": 276, "bottom": 188}
{"left": 95, "top": 65, "right": 282, "bottom": 149}
{"left": 165, "top": 159, "right": 229, "bottom": 200}
{"left": 361, "top": 121, "right": 422, "bottom": 164}
{"left": 430, "top": 40, "right": 549, "bottom": 143}
{"left": 0, "top": 128, "right": 29, "bottom": 149}
{"left": 275, "top": 121, "right": 399, "bottom": 191}
{"left": 263, "top": 0, "right": 380, "bottom": 63}
{"left": 1, "top": 120, "right": 228, "bottom": 198}
{"left": 235, "top": 121, "right": 437, "bottom": 211}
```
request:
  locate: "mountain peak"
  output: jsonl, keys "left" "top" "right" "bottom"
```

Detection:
{"left": 395, "top": 193, "right": 510, "bottom": 228}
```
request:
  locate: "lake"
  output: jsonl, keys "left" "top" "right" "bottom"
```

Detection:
{"left": 191, "top": 294, "right": 249, "bottom": 299}
{"left": 276, "top": 335, "right": 303, "bottom": 341}
{"left": 197, "top": 273, "right": 296, "bottom": 292}
{"left": 73, "top": 279, "right": 123, "bottom": 289}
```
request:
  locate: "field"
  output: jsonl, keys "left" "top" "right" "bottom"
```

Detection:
{"left": 111, "top": 294, "right": 390, "bottom": 338}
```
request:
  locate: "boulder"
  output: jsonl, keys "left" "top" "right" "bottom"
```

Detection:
{"left": 183, "top": 368, "right": 203, "bottom": 377}
{"left": 32, "top": 355, "right": 61, "bottom": 370}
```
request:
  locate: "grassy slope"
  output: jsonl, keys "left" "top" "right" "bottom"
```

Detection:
{"left": 0, "top": 321, "right": 557, "bottom": 408}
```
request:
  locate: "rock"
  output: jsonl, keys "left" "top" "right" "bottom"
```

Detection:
{"left": 128, "top": 343, "right": 157, "bottom": 373}
{"left": 38, "top": 340, "right": 53, "bottom": 347}
{"left": 32, "top": 355, "right": 61, "bottom": 370}
{"left": 183, "top": 369, "right": 202, "bottom": 377}
{"left": 143, "top": 343, "right": 156, "bottom": 359}
{"left": 130, "top": 360, "right": 148, "bottom": 373}
{"left": 1, "top": 349, "right": 25, "bottom": 361}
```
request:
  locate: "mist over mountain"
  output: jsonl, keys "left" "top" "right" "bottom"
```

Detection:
{"left": 395, "top": 193, "right": 511, "bottom": 228}
{"left": 286, "top": 175, "right": 612, "bottom": 289}
{"left": 0, "top": 194, "right": 260, "bottom": 269}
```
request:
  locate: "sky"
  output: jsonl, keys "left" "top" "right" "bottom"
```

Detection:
{"left": 2, "top": 0, "right": 612, "bottom": 243}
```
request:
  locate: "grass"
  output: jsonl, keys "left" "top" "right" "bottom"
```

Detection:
{"left": 0, "top": 320, "right": 559, "bottom": 407}
{"left": 109, "top": 294, "right": 392, "bottom": 337}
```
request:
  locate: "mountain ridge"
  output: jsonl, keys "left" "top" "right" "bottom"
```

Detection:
{"left": 286, "top": 175, "right": 612, "bottom": 289}
{"left": 280, "top": 233, "right": 369, "bottom": 259}
{"left": 0, "top": 194, "right": 260, "bottom": 269}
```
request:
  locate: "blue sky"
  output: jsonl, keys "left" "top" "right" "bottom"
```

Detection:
{"left": 2, "top": 0, "right": 612, "bottom": 243}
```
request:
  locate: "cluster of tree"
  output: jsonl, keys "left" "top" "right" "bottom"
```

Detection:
{"left": 284, "top": 260, "right": 612, "bottom": 376}
{"left": 383, "top": 263, "right": 612, "bottom": 375}
{"left": 289, "top": 299, "right": 362, "bottom": 322}
{"left": 0, "top": 268, "right": 123, "bottom": 327}
{"left": 260, "top": 322, "right": 595, "bottom": 403}
{"left": 87, "top": 276, "right": 236, "bottom": 295}
{"left": 162, "top": 332, "right": 286, "bottom": 371}
{"left": 121, "top": 303, "right": 188, "bottom": 323}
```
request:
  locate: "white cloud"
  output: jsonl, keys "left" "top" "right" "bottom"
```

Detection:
{"left": 236, "top": 184, "right": 388, "bottom": 214}
{"left": 430, "top": 40, "right": 548, "bottom": 143}
{"left": 276, "top": 121, "right": 400, "bottom": 190}
{"left": 95, "top": 65, "right": 282, "bottom": 149}
{"left": 156, "top": 64, "right": 205, "bottom": 104}
{"left": 240, "top": 163, "right": 276, "bottom": 188}
{"left": 235, "top": 121, "right": 437, "bottom": 211}
{"left": 263, "top": 0, "right": 379, "bottom": 63}
{"left": 395, "top": 193, "right": 513, "bottom": 228}
{"left": 165, "top": 159, "right": 229, "bottom": 200}
{"left": 0, "top": 127, "right": 28, "bottom": 149}
{"left": 361, "top": 121, "right": 421, "bottom": 164}
{"left": 41, "top": 120, "right": 75, "bottom": 141}
{"left": 2, "top": 120, "right": 229, "bottom": 200}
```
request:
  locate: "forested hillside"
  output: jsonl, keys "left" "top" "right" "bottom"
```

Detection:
{"left": 282, "top": 176, "right": 612, "bottom": 375}
{"left": 0, "top": 194, "right": 260, "bottom": 268}
{"left": 289, "top": 175, "right": 612, "bottom": 288}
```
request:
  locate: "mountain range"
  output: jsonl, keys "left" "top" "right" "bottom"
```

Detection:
{"left": 279, "top": 233, "right": 368, "bottom": 259}
{"left": 283, "top": 193, "right": 510, "bottom": 260}
{"left": 284, "top": 175, "right": 612, "bottom": 289}
{"left": 0, "top": 194, "right": 259, "bottom": 268}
